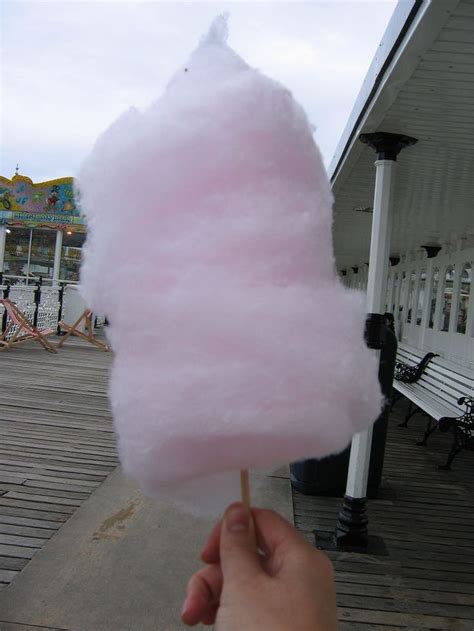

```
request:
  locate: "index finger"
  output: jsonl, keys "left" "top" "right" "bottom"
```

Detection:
{"left": 200, "top": 518, "right": 222, "bottom": 564}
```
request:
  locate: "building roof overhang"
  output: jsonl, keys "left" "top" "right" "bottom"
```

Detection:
{"left": 331, "top": 0, "right": 474, "bottom": 272}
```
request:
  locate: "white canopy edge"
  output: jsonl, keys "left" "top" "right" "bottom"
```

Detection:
{"left": 329, "top": 0, "right": 460, "bottom": 189}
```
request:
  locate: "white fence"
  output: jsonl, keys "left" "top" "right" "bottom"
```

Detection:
{"left": 343, "top": 244, "right": 473, "bottom": 368}
{"left": 0, "top": 283, "right": 104, "bottom": 338}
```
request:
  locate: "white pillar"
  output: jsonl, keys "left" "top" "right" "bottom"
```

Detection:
{"left": 26, "top": 229, "right": 33, "bottom": 284}
{"left": 412, "top": 267, "right": 421, "bottom": 328}
{"left": 0, "top": 226, "right": 6, "bottom": 276}
{"left": 333, "top": 133, "right": 417, "bottom": 549}
{"left": 433, "top": 262, "right": 446, "bottom": 332}
{"left": 449, "top": 266, "right": 462, "bottom": 335}
{"left": 366, "top": 161, "right": 395, "bottom": 313}
{"left": 345, "top": 159, "right": 396, "bottom": 499}
{"left": 387, "top": 271, "right": 395, "bottom": 313}
{"left": 53, "top": 229, "right": 63, "bottom": 284}
{"left": 420, "top": 259, "right": 434, "bottom": 341}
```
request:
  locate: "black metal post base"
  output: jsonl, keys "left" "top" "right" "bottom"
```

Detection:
{"left": 314, "top": 495, "right": 388, "bottom": 556}
{"left": 314, "top": 529, "right": 388, "bottom": 556}
{"left": 314, "top": 495, "right": 387, "bottom": 555}
{"left": 335, "top": 495, "right": 369, "bottom": 548}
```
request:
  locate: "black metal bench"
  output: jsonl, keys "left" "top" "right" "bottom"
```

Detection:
{"left": 393, "top": 343, "right": 474, "bottom": 469}
{"left": 437, "top": 397, "right": 474, "bottom": 469}
{"left": 393, "top": 348, "right": 438, "bottom": 415}
{"left": 395, "top": 351, "right": 438, "bottom": 385}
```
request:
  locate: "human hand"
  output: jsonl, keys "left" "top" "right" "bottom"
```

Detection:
{"left": 181, "top": 502, "right": 338, "bottom": 630}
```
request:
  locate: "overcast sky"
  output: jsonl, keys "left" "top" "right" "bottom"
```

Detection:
{"left": 1, "top": 0, "right": 398, "bottom": 183}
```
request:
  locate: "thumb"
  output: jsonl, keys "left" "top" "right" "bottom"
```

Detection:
{"left": 219, "top": 502, "right": 262, "bottom": 585}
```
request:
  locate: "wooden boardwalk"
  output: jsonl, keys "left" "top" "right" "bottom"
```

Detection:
{"left": 1, "top": 339, "right": 473, "bottom": 628}
{"left": 294, "top": 400, "right": 474, "bottom": 630}
{"left": 0, "top": 336, "right": 116, "bottom": 589}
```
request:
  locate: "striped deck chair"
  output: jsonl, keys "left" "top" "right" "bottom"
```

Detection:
{"left": 58, "top": 309, "right": 109, "bottom": 352}
{"left": 0, "top": 298, "right": 57, "bottom": 353}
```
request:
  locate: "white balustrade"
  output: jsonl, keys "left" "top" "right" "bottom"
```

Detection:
{"left": 36, "top": 287, "right": 60, "bottom": 330}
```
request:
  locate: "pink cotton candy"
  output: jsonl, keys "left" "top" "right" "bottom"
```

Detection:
{"left": 78, "top": 15, "right": 382, "bottom": 512}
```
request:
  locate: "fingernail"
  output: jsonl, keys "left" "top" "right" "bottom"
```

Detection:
{"left": 225, "top": 504, "right": 249, "bottom": 532}
{"left": 181, "top": 595, "right": 190, "bottom": 617}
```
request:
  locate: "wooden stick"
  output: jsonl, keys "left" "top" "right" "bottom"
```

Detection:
{"left": 240, "top": 469, "right": 250, "bottom": 511}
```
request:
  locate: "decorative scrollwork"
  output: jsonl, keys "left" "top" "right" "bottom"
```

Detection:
{"left": 395, "top": 352, "right": 439, "bottom": 384}
{"left": 438, "top": 397, "right": 474, "bottom": 469}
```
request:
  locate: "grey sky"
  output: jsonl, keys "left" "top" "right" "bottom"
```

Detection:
{"left": 1, "top": 1, "right": 397, "bottom": 183}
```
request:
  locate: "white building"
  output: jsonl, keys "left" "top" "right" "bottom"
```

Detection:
{"left": 332, "top": 0, "right": 474, "bottom": 369}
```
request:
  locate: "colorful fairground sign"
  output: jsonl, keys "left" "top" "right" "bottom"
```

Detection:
{"left": 0, "top": 172, "right": 85, "bottom": 232}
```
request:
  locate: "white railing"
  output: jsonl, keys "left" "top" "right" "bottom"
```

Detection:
{"left": 342, "top": 244, "right": 474, "bottom": 368}
{"left": 0, "top": 282, "right": 104, "bottom": 338}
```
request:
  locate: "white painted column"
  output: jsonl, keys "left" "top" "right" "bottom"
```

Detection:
{"left": 345, "top": 159, "right": 395, "bottom": 500}
{"left": 434, "top": 261, "right": 446, "bottom": 332}
{"left": 387, "top": 272, "right": 395, "bottom": 313}
{"left": 394, "top": 269, "right": 402, "bottom": 316}
{"left": 399, "top": 267, "right": 410, "bottom": 341}
{"left": 449, "top": 266, "right": 462, "bottom": 335}
{"left": 52, "top": 229, "right": 63, "bottom": 285}
{"left": 413, "top": 267, "right": 421, "bottom": 324}
{"left": 420, "top": 259, "right": 434, "bottom": 348}
{"left": 26, "top": 229, "right": 33, "bottom": 284}
{"left": 0, "top": 226, "right": 6, "bottom": 276}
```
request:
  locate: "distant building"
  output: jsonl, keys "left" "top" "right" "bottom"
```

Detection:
{"left": 0, "top": 172, "right": 85, "bottom": 284}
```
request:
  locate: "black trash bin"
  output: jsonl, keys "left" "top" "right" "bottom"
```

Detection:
{"left": 290, "top": 323, "right": 397, "bottom": 498}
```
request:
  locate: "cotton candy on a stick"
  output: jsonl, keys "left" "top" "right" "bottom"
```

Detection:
{"left": 79, "top": 15, "right": 382, "bottom": 511}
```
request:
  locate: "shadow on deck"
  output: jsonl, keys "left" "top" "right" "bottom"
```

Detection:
{"left": 293, "top": 400, "right": 474, "bottom": 630}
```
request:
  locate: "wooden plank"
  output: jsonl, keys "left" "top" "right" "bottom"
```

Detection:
{"left": 337, "top": 593, "right": 474, "bottom": 620}
{"left": 0, "top": 337, "right": 115, "bottom": 588}
{"left": 0, "top": 391, "right": 110, "bottom": 409}
{"left": 23, "top": 479, "right": 99, "bottom": 493}
{"left": 0, "top": 568, "right": 19, "bottom": 582}
{"left": 0, "top": 457, "right": 114, "bottom": 476}
{"left": 335, "top": 580, "right": 474, "bottom": 606}
{"left": 0, "top": 445, "right": 117, "bottom": 465}
{"left": 3, "top": 492, "right": 83, "bottom": 507}
{"left": 0, "top": 413, "right": 114, "bottom": 437}
{"left": 337, "top": 607, "right": 472, "bottom": 629}
{"left": 0, "top": 417, "right": 114, "bottom": 433}
{"left": 0, "top": 416, "right": 114, "bottom": 433}
{"left": 0, "top": 427, "right": 116, "bottom": 449}
{"left": 0, "top": 514, "right": 62, "bottom": 530}
{"left": 22, "top": 475, "right": 100, "bottom": 488}
{"left": 0, "top": 474, "right": 27, "bottom": 485}
{"left": 0, "top": 555, "right": 29, "bottom": 571}
{"left": 0, "top": 398, "right": 111, "bottom": 414}
{"left": 0, "top": 440, "right": 117, "bottom": 459}
{"left": 0, "top": 533, "right": 45, "bottom": 548}
{"left": 0, "top": 544, "right": 37, "bottom": 559}
{"left": 402, "top": 576, "right": 474, "bottom": 595}
{"left": 0, "top": 465, "right": 106, "bottom": 482}
{"left": 0, "top": 483, "right": 89, "bottom": 499}
{"left": 294, "top": 397, "right": 474, "bottom": 628}
{"left": 0, "top": 523, "right": 55, "bottom": 539}
{"left": 0, "top": 410, "right": 113, "bottom": 427}
{"left": 0, "top": 498, "right": 75, "bottom": 515}
{"left": 0, "top": 438, "right": 116, "bottom": 456}
{"left": 339, "top": 624, "right": 401, "bottom": 631}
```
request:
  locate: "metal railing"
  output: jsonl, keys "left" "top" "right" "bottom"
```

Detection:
{"left": 0, "top": 273, "right": 79, "bottom": 287}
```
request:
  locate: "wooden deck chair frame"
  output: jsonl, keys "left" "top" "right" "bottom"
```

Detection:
{"left": 58, "top": 309, "right": 109, "bottom": 352}
{"left": 0, "top": 298, "right": 57, "bottom": 353}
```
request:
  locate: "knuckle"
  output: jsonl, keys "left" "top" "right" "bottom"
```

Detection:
{"left": 312, "top": 549, "right": 335, "bottom": 578}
